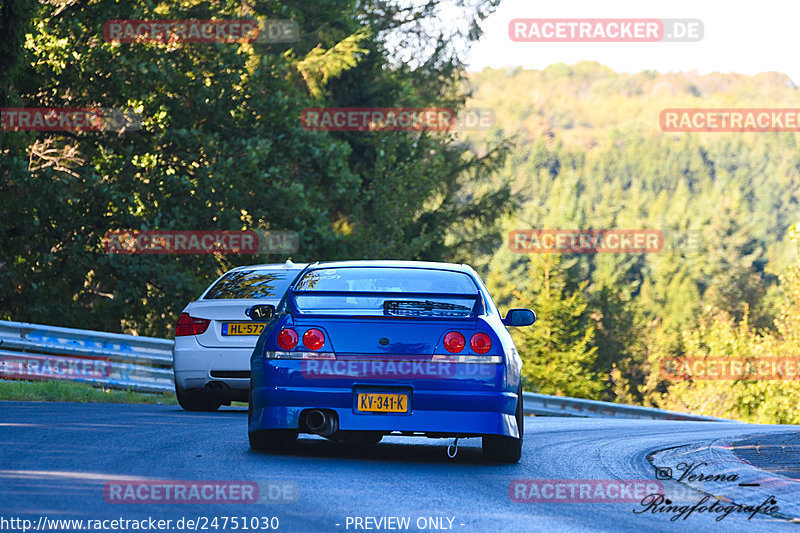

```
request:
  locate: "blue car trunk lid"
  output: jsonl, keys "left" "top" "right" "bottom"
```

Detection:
{"left": 292, "top": 317, "right": 478, "bottom": 356}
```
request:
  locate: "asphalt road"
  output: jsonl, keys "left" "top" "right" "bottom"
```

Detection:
{"left": 1, "top": 402, "right": 799, "bottom": 533}
{"left": 733, "top": 432, "right": 800, "bottom": 480}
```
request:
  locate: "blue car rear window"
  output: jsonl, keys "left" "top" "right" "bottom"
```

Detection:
{"left": 293, "top": 267, "right": 479, "bottom": 316}
{"left": 204, "top": 269, "right": 295, "bottom": 299}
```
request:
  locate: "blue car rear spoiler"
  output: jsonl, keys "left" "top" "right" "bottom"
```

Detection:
{"left": 283, "top": 288, "right": 485, "bottom": 319}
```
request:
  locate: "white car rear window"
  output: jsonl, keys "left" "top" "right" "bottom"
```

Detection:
{"left": 204, "top": 269, "right": 296, "bottom": 299}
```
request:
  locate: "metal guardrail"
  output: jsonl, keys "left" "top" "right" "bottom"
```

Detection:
{"left": 0, "top": 319, "right": 728, "bottom": 420}
{"left": 0, "top": 320, "right": 174, "bottom": 393}
{"left": 522, "top": 391, "right": 729, "bottom": 422}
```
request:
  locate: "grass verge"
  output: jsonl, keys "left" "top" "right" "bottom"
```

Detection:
{"left": 0, "top": 379, "right": 178, "bottom": 404}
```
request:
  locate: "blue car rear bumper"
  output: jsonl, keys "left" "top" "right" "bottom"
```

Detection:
{"left": 248, "top": 359, "right": 520, "bottom": 438}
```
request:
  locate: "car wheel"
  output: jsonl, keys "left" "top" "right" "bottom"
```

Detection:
{"left": 482, "top": 386, "right": 523, "bottom": 463}
{"left": 175, "top": 382, "right": 221, "bottom": 412}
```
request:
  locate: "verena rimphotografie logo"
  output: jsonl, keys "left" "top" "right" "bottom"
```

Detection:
{"left": 510, "top": 479, "right": 664, "bottom": 503}
{"left": 509, "top": 19, "right": 703, "bottom": 43}
{"left": 103, "top": 480, "right": 298, "bottom": 504}
{"left": 102, "top": 230, "right": 298, "bottom": 255}
{"left": 633, "top": 494, "right": 779, "bottom": 522}
{"left": 661, "top": 357, "right": 800, "bottom": 380}
{"left": 1, "top": 107, "right": 141, "bottom": 132}
{"left": 103, "top": 19, "right": 299, "bottom": 44}
{"left": 299, "top": 107, "right": 495, "bottom": 132}
{"left": 652, "top": 462, "right": 739, "bottom": 483}
{"left": 0, "top": 353, "right": 111, "bottom": 381}
{"left": 509, "top": 229, "right": 664, "bottom": 254}
{"left": 661, "top": 109, "right": 800, "bottom": 132}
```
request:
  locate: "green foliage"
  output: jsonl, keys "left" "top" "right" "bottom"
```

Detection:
{"left": 654, "top": 301, "right": 800, "bottom": 424}
{"left": 5, "top": 4, "right": 799, "bottom": 423}
{"left": 0, "top": 380, "right": 177, "bottom": 404}
{"left": 470, "top": 63, "right": 800, "bottom": 419}
{"left": 296, "top": 29, "right": 370, "bottom": 98}
{"left": 488, "top": 254, "right": 604, "bottom": 399}
{"left": 0, "top": 0, "right": 510, "bottom": 337}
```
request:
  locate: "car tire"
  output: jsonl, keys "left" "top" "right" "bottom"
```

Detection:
{"left": 175, "top": 382, "right": 221, "bottom": 412}
{"left": 482, "top": 386, "right": 523, "bottom": 463}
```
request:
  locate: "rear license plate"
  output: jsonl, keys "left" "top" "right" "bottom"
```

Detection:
{"left": 222, "top": 322, "right": 265, "bottom": 336}
{"left": 356, "top": 393, "right": 408, "bottom": 413}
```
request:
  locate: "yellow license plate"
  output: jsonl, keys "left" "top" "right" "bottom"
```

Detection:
{"left": 357, "top": 393, "right": 408, "bottom": 413}
{"left": 222, "top": 322, "right": 265, "bottom": 336}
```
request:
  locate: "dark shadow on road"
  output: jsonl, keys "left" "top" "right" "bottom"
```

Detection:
{"left": 247, "top": 435, "right": 524, "bottom": 467}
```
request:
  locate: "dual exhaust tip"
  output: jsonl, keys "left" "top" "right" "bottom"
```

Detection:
{"left": 304, "top": 409, "right": 338, "bottom": 437}
{"left": 205, "top": 381, "right": 229, "bottom": 394}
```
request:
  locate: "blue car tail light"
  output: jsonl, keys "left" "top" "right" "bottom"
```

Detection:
{"left": 443, "top": 331, "right": 466, "bottom": 353}
{"left": 431, "top": 353, "right": 502, "bottom": 363}
{"left": 302, "top": 328, "right": 326, "bottom": 350}
{"left": 276, "top": 328, "right": 298, "bottom": 350}
{"left": 470, "top": 332, "right": 492, "bottom": 354}
{"left": 269, "top": 325, "right": 332, "bottom": 358}
{"left": 265, "top": 350, "right": 336, "bottom": 360}
{"left": 434, "top": 329, "right": 500, "bottom": 362}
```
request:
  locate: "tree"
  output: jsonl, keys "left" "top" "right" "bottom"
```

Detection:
{"left": 491, "top": 253, "right": 605, "bottom": 399}
{"left": 0, "top": 0, "right": 511, "bottom": 336}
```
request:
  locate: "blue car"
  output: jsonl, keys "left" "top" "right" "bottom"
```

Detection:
{"left": 247, "top": 260, "right": 535, "bottom": 462}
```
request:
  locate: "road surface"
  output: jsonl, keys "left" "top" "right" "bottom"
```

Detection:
{"left": 1, "top": 402, "right": 798, "bottom": 532}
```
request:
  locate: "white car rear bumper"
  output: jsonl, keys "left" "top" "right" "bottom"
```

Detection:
{"left": 173, "top": 335, "right": 253, "bottom": 393}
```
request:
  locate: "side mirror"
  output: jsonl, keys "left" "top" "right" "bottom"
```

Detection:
{"left": 246, "top": 304, "right": 275, "bottom": 320}
{"left": 502, "top": 308, "right": 536, "bottom": 327}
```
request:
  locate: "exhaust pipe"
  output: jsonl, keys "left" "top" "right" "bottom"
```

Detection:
{"left": 304, "top": 409, "right": 338, "bottom": 437}
{"left": 205, "top": 381, "right": 228, "bottom": 394}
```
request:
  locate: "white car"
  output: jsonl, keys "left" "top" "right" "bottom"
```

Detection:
{"left": 173, "top": 261, "right": 308, "bottom": 411}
